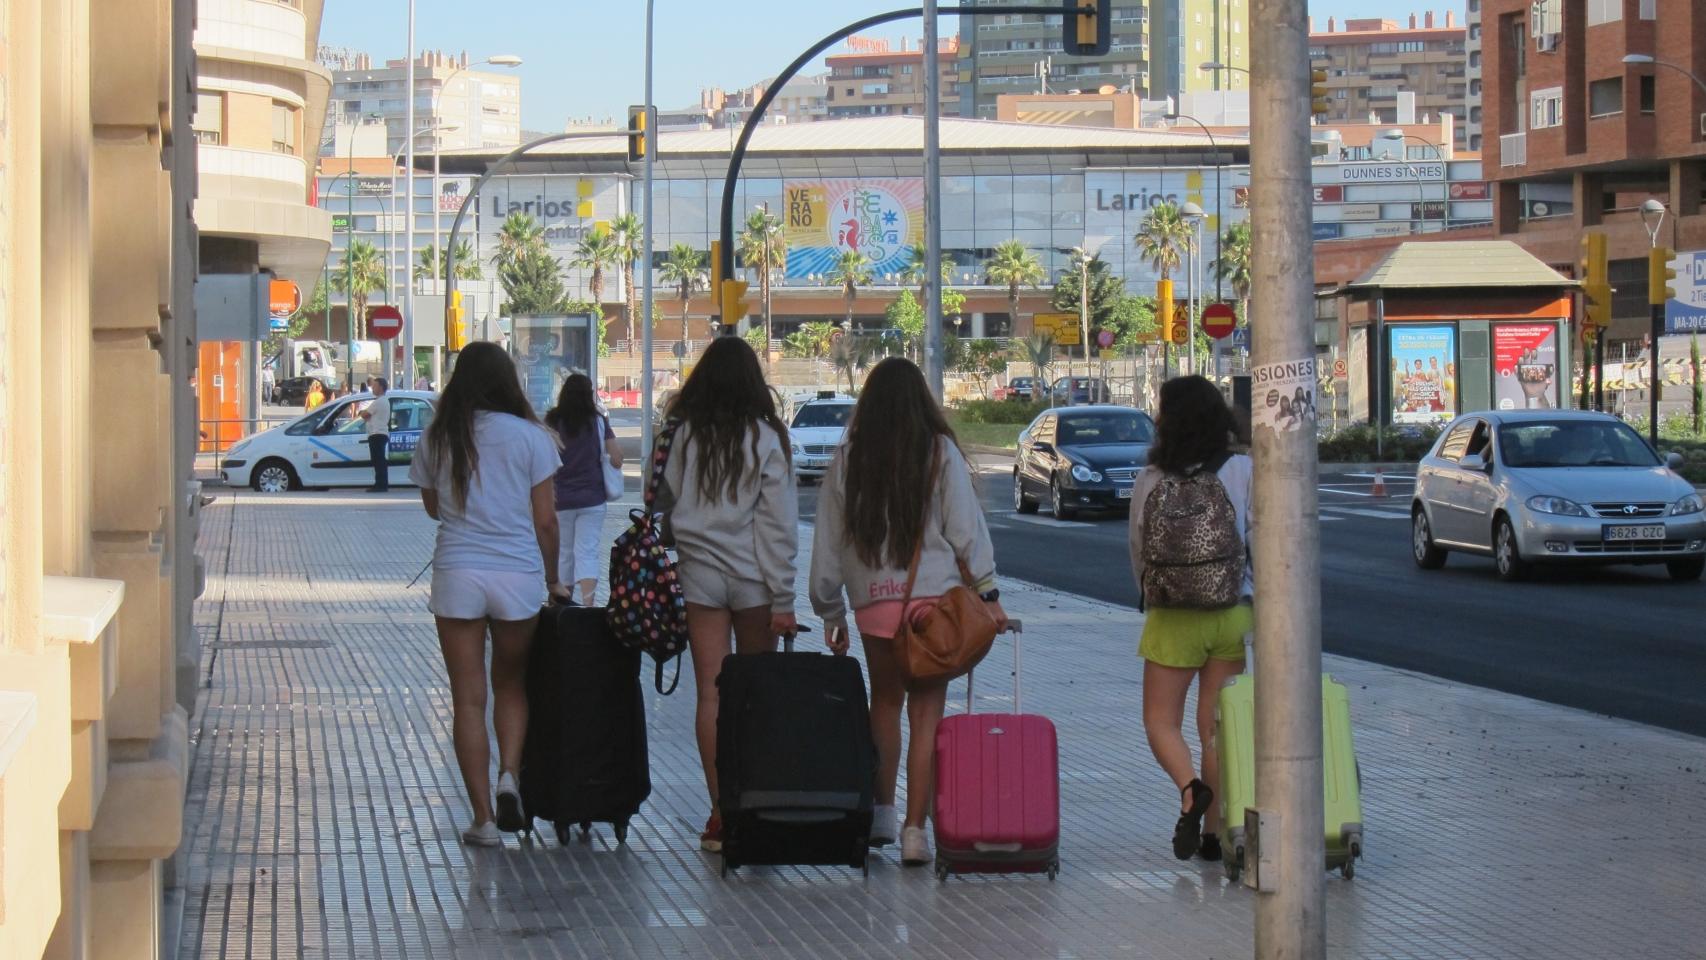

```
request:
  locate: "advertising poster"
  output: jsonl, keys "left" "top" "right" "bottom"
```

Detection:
{"left": 1251, "top": 358, "right": 1318, "bottom": 434}
{"left": 783, "top": 179, "right": 923, "bottom": 280}
{"left": 511, "top": 314, "right": 594, "bottom": 414}
{"left": 1389, "top": 325, "right": 1456, "bottom": 424}
{"left": 1492, "top": 323, "right": 1558, "bottom": 410}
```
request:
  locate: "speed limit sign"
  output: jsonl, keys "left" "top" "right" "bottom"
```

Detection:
{"left": 1170, "top": 323, "right": 1188, "bottom": 346}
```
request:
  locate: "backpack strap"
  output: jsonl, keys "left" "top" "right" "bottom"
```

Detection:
{"left": 644, "top": 419, "right": 682, "bottom": 512}
{"left": 655, "top": 654, "right": 681, "bottom": 696}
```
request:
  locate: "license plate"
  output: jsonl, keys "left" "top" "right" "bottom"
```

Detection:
{"left": 1117, "top": 487, "right": 1133, "bottom": 500}
{"left": 1604, "top": 524, "right": 1665, "bottom": 542}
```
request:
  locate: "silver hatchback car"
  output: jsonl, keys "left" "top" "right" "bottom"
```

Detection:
{"left": 1411, "top": 411, "right": 1706, "bottom": 582}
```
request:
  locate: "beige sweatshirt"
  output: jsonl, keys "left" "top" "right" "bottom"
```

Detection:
{"left": 658, "top": 420, "right": 799, "bottom": 612}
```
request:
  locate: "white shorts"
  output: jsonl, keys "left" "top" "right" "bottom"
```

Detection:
{"left": 677, "top": 560, "right": 771, "bottom": 611}
{"left": 557, "top": 505, "right": 606, "bottom": 586}
{"left": 428, "top": 568, "right": 546, "bottom": 622}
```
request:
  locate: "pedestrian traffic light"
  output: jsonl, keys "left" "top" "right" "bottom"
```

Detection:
{"left": 1063, "top": 0, "right": 1111, "bottom": 57}
{"left": 446, "top": 290, "right": 468, "bottom": 351}
{"left": 1156, "top": 278, "right": 1175, "bottom": 343}
{"left": 1651, "top": 246, "right": 1678, "bottom": 306}
{"left": 1311, "top": 69, "right": 1331, "bottom": 115}
{"left": 627, "top": 104, "right": 653, "bottom": 163}
{"left": 719, "top": 278, "right": 749, "bottom": 328}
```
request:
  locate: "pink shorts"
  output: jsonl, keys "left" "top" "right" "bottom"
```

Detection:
{"left": 854, "top": 597, "right": 939, "bottom": 639}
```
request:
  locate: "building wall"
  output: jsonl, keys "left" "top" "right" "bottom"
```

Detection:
{"left": 1, "top": 2, "right": 199, "bottom": 959}
{"left": 325, "top": 51, "right": 523, "bottom": 154}
{"left": 1466, "top": 0, "right": 1484, "bottom": 151}
{"left": 1310, "top": 14, "right": 1469, "bottom": 149}
{"left": 825, "top": 41, "right": 959, "bottom": 119}
{"left": 957, "top": 0, "right": 1157, "bottom": 118}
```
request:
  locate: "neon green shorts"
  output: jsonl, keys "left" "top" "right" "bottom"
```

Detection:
{"left": 1139, "top": 604, "right": 1253, "bottom": 669}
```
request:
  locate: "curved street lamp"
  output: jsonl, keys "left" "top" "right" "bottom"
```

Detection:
{"left": 1622, "top": 54, "right": 1706, "bottom": 96}
{"left": 1380, "top": 128, "right": 1450, "bottom": 231}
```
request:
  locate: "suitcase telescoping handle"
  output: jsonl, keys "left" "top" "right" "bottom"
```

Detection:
{"left": 965, "top": 619, "right": 1023, "bottom": 714}
{"left": 780, "top": 623, "right": 812, "bottom": 654}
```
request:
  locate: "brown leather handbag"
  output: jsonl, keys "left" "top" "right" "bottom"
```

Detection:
{"left": 894, "top": 445, "right": 998, "bottom": 684}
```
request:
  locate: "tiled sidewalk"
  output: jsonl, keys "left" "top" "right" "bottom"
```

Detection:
{"left": 176, "top": 488, "right": 1706, "bottom": 959}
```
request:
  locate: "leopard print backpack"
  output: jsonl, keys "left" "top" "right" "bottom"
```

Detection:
{"left": 1140, "top": 453, "right": 1243, "bottom": 610}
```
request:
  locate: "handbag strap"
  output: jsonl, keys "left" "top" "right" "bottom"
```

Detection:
{"left": 644, "top": 419, "right": 682, "bottom": 512}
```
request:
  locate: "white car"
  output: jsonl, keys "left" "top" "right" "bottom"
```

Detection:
{"left": 788, "top": 395, "right": 855, "bottom": 483}
{"left": 220, "top": 390, "right": 438, "bottom": 492}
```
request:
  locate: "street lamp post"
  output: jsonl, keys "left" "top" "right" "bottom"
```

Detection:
{"left": 1381, "top": 130, "right": 1449, "bottom": 232}
{"left": 1641, "top": 197, "right": 1669, "bottom": 447}
{"left": 1071, "top": 246, "right": 1091, "bottom": 402}
{"left": 1164, "top": 110, "right": 1227, "bottom": 305}
{"left": 1622, "top": 53, "right": 1706, "bottom": 96}
{"left": 1182, "top": 201, "right": 1206, "bottom": 376}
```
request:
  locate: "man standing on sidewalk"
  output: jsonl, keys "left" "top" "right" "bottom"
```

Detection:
{"left": 361, "top": 377, "right": 392, "bottom": 493}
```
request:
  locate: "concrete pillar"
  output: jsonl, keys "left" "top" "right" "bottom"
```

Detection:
{"left": 88, "top": 860, "right": 159, "bottom": 960}
{"left": 1672, "top": 158, "right": 1702, "bottom": 218}
{"left": 1573, "top": 171, "right": 1603, "bottom": 227}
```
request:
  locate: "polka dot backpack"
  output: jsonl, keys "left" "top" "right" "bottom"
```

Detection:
{"left": 606, "top": 419, "right": 688, "bottom": 694}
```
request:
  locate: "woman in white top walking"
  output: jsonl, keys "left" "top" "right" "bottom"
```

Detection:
{"left": 655, "top": 336, "right": 798, "bottom": 853}
{"left": 409, "top": 342, "right": 571, "bottom": 847}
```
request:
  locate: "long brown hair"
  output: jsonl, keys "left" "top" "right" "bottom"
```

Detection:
{"left": 663, "top": 336, "right": 789, "bottom": 503}
{"left": 425, "top": 341, "right": 539, "bottom": 509}
{"left": 841, "top": 357, "right": 963, "bottom": 568}
{"left": 545, "top": 372, "right": 598, "bottom": 437}
{"left": 1148, "top": 374, "right": 1236, "bottom": 474}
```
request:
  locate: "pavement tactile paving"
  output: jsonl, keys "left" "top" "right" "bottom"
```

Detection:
{"left": 177, "top": 487, "right": 1706, "bottom": 959}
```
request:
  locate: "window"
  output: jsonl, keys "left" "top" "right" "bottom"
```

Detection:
{"left": 1531, "top": 86, "right": 1563, "bottom": 128}
{"left": 1589, "top": 77, "right": 1623, "bottom": 117}
{"left": 192, "top": 91, "right": 223, "bottom": 145}
{"left": 1639, "top": 0, "right": 1656, "bottom": 17}
{"left": 388, "top": 398, "right": 434, "bottom": 433}
{"left": 1640, "top": 74, "right": 1656, "bottom": 113}
{"left": 1586, "top": 0, "right": 1621, "bottom": 25}
{"left": 1438, "top": 421, "right": 1476, "bottom": 462}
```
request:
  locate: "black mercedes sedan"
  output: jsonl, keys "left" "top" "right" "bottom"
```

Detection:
{"left": 1013, "top": 405, "right": 1156, "bottom": 520}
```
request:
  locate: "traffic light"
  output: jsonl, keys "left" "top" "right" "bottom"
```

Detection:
{"left": 1650, "top": 246, "right": 1678, "bottom": 306}
{"left": 446, "top": 290, "right": 468, "bottom": 351}
{"left": 1311, "top": 69, "right": 1331, "bottom": 115}
{"left": 710, "top": 240, "right": 726, "bottom": 289}
{"left": 1579, "top": 232, "right": 1612, "bottom": 330}
{"left": 719, "top": 279, "right": 749, "bottom": 328}
{"left": 627, "top": 104, "right": 653, "bottom": 163}
{"left": 1063, "top": 0, "right": 1111, "bottom": 57}
{"left": 1156, "top": 278, "right": 1175, "bottom": 343}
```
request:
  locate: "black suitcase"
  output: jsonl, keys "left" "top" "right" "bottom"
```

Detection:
{"left": 520, "top": 601, "right": 651, "bottom": 845}
{"left": 714, "top": 636, "right": 875, "bottom": 875}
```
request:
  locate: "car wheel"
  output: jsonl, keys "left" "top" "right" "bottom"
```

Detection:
{"left": 1411, "top": 508, "right": 1447, "bottom": 570}
{"left": 1667, "top": 557, "right": 1705, "bottom": 582}
{"left": 1493, "top": 516, "right": 1531, "bottom": 582}
{"left": 1013, "top": 470, "right": 1039, "bottom": 514}
{"left": 251, "top": 458, "right": 299, "bottom": 494}
{"left": 1051, "top": 478, "right": 1077, "bottom": 521}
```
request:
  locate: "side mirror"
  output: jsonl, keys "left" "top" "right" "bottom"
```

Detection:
{"left": 1460, "top": 453, "right": 1488, "bottom": 472}
{"left": 1666, "top": 451, "right": 1684, "bottom": 470}
{"left": 1033, "top": 441, "right": 1055, "bottom": 454}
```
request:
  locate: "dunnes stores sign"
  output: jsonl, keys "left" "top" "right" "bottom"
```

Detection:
{"left": 1319, "top": 162, "right": 1448, "bottom": 184}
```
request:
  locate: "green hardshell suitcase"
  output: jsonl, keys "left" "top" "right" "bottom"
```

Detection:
{"left": 1215, "top": 672, "right": 1364, "bottom": 883}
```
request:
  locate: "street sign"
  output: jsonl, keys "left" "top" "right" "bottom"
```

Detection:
{"left": 1232, "top": 327, "right": 1251, "bottom": 350}
{"left": 1032, "top": 312, "right": 1081, "bottom": 346}
{"left": 1333, "top": 358, "right": 1348, "bottom": 379}
{"left": 1169, "top": 321, "right": 1188, "bottom": 346}
{"left": 1665, "top": 249, "right": 1706, "bottom": 334}
{"left": 369, "top": 304, "right": 403, "bottom": 341}
{"left": 1096, "top": 329, "right": 1115, "bottom": 349}
{"left": 1201, "top": 302, "right": 1237, "bottom": 340}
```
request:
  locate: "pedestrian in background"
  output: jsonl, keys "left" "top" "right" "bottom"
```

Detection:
{"left": 408, "top": 341, "right": 569, "bottom": 847}
{"left": 810, "top": 357, "right": 1005, "bottom": 865}
{"left": 1127, "top": 375, "right": 1252, "bottom": 862}
{"left": 304, "top": 380, "right": 326, "bottom": 411}
{"left": 360, "top": 377, "right": 392, "bottom": 493}
{"left": 545, "top": 372, "right": 622, "bottom": 606}
{"left": 655, "top": 336, "right": 797, "bottom": 853}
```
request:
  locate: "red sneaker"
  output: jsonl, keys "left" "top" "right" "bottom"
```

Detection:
{"left": 700, "top": 815, "right": 723, "bottom": 853}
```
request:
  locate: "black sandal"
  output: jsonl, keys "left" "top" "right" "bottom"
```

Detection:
{"left": 1198, "top": 833, "right": 1223, "bottom": 862}
{"left": 1171, "top": 779, "right": 1214, "bottom": 860}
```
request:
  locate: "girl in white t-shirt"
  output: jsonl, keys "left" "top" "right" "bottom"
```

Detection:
{"left": 408, "top": 341, "right": 571, "bottom": 847}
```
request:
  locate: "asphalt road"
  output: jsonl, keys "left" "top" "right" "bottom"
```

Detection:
{"left": 797, "top": 459, "right": 1706, "bottom": 737}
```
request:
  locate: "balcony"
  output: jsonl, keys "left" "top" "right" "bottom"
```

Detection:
{"left": 1500, "top": 132, "right": 1526, "bottom": 167}
{"left": 193, "top": 0, "right": 306, "bottom": 61}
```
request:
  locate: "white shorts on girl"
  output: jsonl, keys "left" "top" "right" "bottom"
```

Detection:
{"left": 676, "top": 560, "right": 771, "bottom": 611}
{"left": 428, "top": 568, "right": 546, "bottom": 622}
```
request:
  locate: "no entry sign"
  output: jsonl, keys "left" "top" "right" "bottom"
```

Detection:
{"left": 1201, "top": 302, "right": 1237, "bottom": 340}
{"left": 369, "top": 305, "right": 403, "bottom": 341}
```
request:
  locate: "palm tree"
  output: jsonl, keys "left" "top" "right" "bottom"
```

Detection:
{"left": 610, "top": 212, "right": 643, "bottom": 355}
{"left": 825, "top": 250, "right": 873, "bottom": 327}
{"left": 830, "top": 334, "right": 877, "bottom": 394}
{"left": 332, "top": 239, "right": 387, "bottom": 338}
{"left": 415, "top": 241, "right": 482, "bottom": 283}
{"left": 572, "top": 227, "right": 622, "bottom": 306}
{"left": 1017, "top": 332, "right": 1057, "bottom": 402}
{"left": 984, "top": 240, "right": 1046, "bottom": 336}
{"left": 1212, "top": 222, "right": 1253, "bottom": 327}
{"left": 494, "top": 212, "right": 545, "bottom": 276}
{"left": 657, "top": 243, "right": 708, "bottom": 338}
{"left": 1135, "top": 200, "right": 1195, "bottom": 281}
{"left": 739, "top": 208, "right": 787, "bottom": 362}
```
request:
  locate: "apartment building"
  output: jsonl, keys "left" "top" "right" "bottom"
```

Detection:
{"left": 1149, "top": 0, "right": 1251, "bottom": 106}
{"left": 322, "top": 49, "right": 523, "bottom": 155}
{"left": 1310, "top": 12, "right": 1470, "bottom": 150}
{"left": 1485, "top": 0, "right": 1705, "bottom": 345}
{"left": 956, "top": 0, "right": 1155, "bottom": 118}
{"left": 1466, "top": 0, "right": 1485, "bottom": 151}
{"left": 823, "top": 36, "right": 960, "bottom": 119}
{"left": 1, "top": 1, "right": 201, "bottom": 958}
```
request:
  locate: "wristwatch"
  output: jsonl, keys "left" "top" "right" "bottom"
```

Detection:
{"left": 979, "top": 588, "right": 1001, "bottom": 603}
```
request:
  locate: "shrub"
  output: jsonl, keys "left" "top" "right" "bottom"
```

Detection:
{"left": 950, "top": 397, "right": 1045, "bottom": 424}
{"left": 1316, "top": 423, "right": 1443, "bottom": 463}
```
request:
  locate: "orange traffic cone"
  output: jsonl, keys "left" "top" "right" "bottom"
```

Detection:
{"left": 1370, "top": 467, "right": 1388, "bottom": 499}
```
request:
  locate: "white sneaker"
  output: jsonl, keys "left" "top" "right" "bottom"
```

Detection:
{"left": 495, "top": 772, "right": 525, "bottom": 833}
{"left": 461, "top": 820, "right": 501, "bottom": 847}
{"left": 869, "top": 805, "right": 898, "bottom": 847}
{"left": 900, "top": 825, "right": 932, "bottom": 866}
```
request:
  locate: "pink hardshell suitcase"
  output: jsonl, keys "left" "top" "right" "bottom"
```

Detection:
{"left": 932, "top": 621, "right": 1060, "bottom": 881}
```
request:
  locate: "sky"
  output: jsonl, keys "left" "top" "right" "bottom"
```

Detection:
{"left": 320, "top": 2, "right": 1464, "bottom": 131}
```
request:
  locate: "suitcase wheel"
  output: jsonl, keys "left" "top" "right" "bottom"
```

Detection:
{"left": 552, "top": 822, "right": 571, "bottom": 845}
{"left": 934, "top": 861, "right": 950, "bottom": 883}
{"left": 1340, "top": 859, "right": 1355, "bottom": 880}
{"left": 614, "top": 821, "right": 630, "bottom": 845}
{"left": 1225, "top": 846, "right": 1245, "bottom": 884}
{"left": 1047, "top": 860, "right": 1059, "bottom": 882}
{"left": 579, "top": 820, "right": 592, "bottom": 841}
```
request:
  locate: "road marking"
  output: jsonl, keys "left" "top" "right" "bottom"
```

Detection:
{"left": 1322, "top": 506, "right": 1409, "bottom": 520}
{"left": 1341, "top": 472, "right": 1416, "bottom": 480}
{"left": 1319, "top": 487, "right": 1410, "bottom": 499}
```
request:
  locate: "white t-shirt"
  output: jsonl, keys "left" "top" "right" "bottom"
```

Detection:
{"left": 409, "top": 411, "right": 561, "bottom": 575}
{"left": 364, "top": 396, "right": 391, "bottom": 437}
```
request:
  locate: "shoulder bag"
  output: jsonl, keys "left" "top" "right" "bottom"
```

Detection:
{"left": 894, "top": 441, "right": 999, "bottom": 684}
